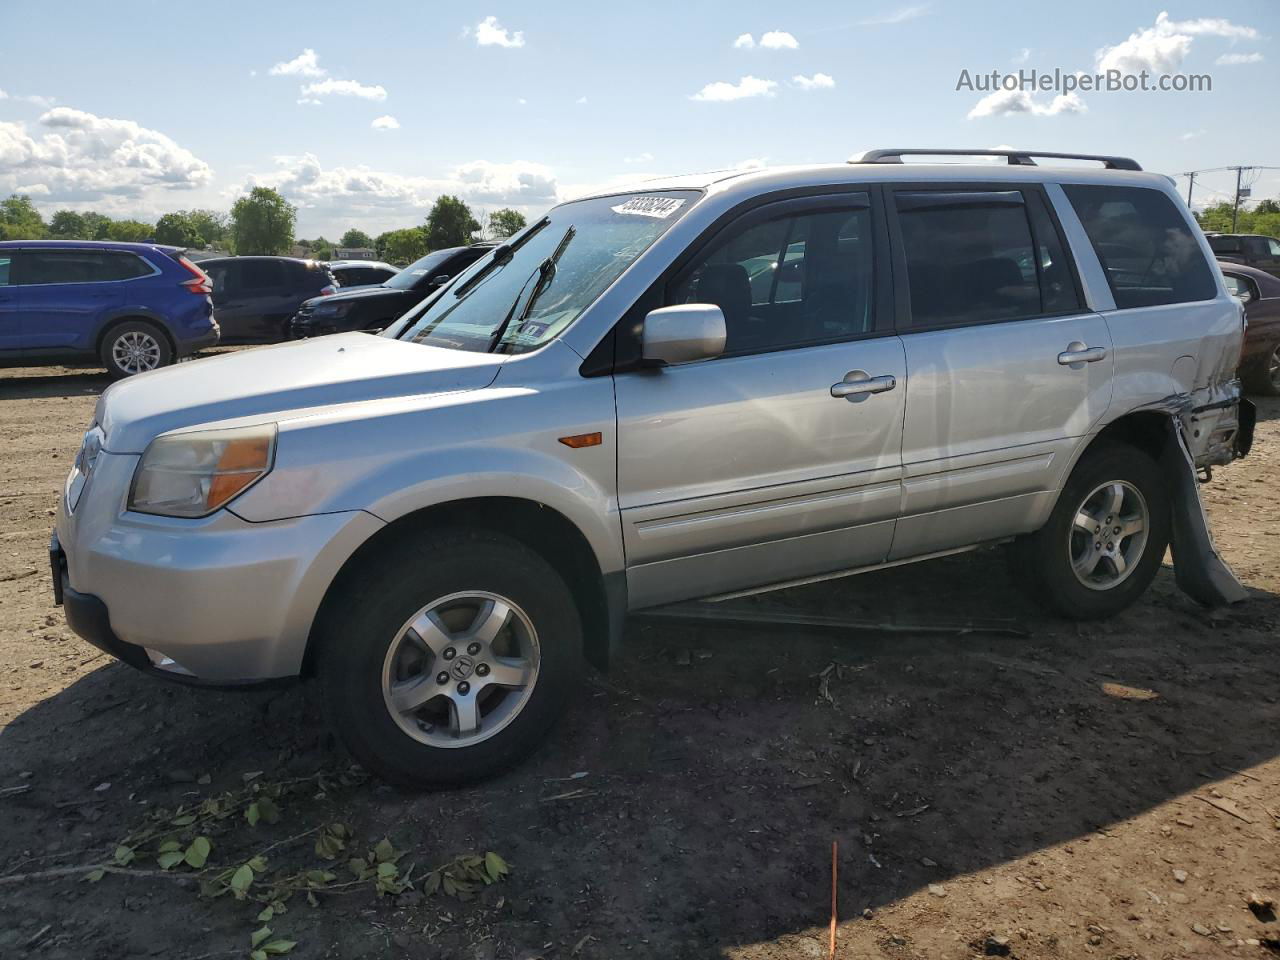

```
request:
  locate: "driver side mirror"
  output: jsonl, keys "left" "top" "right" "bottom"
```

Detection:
{"left": 429, "top": 274, "right": 451, "bottom": 286}
{"left": 641, "top": 304, "right": 726, "bottom": 366}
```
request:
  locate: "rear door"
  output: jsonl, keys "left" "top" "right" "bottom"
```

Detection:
{"left": 210, "top": 259, "right": 292, "bottom": 341}
{"left": 1247, "top": 237, "right": 1280, "bottom": 278}
{"left": 16, "top": 249, "right": 143, "bottom": 350}
{"left": 613, "top": 191, "right": 907, "bottom": 607}
{"left": 886, "top": 184, "right": 1113, "bottom": 559}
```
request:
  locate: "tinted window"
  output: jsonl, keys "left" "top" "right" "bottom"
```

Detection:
{"left": 1269, "top": 239, "right": 1280, "bottom": 257}
{"left": 671, "top": 200, "right": 874, "bottom": 354}
{"left": 896, "top": 192, "right": 1042, "bottom": 326}
{"left": 385, "top": 250, "right": 459, "bottom": 290}
{"left": 1208, "top": 236, "right": 1242, "bottom": 254}
{"left": 239, "top": 260, "right": 288, "bottom": 291}
{"left": 1063, "top": 184, "right": 1216, "bottom": 309}
{"left": 0, "top": 255, "right": 11, "bottom": 286}
{"left": 21, "top": 250, "right": 152, "bottom": 284}
{"left": 204, "top": 262, "right": 235, "bottom": 296}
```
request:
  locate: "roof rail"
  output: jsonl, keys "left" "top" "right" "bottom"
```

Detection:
{"left": 848, "top": 148, "right": 1142, "bottom": 171}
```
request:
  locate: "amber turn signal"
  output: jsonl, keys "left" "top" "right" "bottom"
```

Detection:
{"left": 558, "top": 432, "right": 603, "bottom": 449}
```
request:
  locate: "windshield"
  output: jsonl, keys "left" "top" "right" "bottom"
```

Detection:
{"left": 393, "top": 191, "right": 700, "bottom": 353}
{"left": 385, "top": 249, "right": 458, "bottom": 290}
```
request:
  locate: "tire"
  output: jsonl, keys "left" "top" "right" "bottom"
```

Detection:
{"left": 1242, "top": 342, "right": 1280, "bottom": 397}
{"left": 315, "top": 529, "right": 583, "bottom": 788}
{"left": 1009, "top": 443, "right": 1170, "bottom": 619}
{"left": 100, "top": 320, "right": 174, "bottom": 379}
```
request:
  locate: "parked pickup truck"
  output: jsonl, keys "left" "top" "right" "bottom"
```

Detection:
{"left": 53, "top": 149, "right": 1251, "bottom": 787}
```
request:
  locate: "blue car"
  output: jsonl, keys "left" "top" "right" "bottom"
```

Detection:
{"left": 0, "top": 240, "right": 220, "bottom": 379}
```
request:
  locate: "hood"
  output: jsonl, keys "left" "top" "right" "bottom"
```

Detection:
{"left": 97, "top": 333, "right": 504, "bottom": 452}
{"left": 302, "top": 284, "right": 410, "bottom": 308}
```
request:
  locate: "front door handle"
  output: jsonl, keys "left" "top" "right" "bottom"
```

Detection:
{"left": 830, "top": 370, "right": 897, "bottom": 400}
{"left": 1057, "top": 341, "right": 1108, "bottom": 365}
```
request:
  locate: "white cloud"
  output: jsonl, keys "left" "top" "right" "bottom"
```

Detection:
{"left": 967, "top": 89, "right": 1087, "bottom": 119}
{"left": 576, "top": 96, "right": 588, "bottom": 104}
{"left": 1096, "top": 12, "right": 1258, "bottom": 74}
{"left": 733, "top": 158, "right": 768, "bottom": 170}
{"left": 859, "top": 5, "right": 929, "bottom": 25}
{"left": 1216, "top": 51, "right": 1263, "bottom": 65}
{"left": 475, "top": 15, "right": 524, "bottom": 48}
{"left": 759, "top": 31, "right": 799, "bottom": 50}
{"left": 0, "top": 107, "right": 211, "bottom": 204}
{"left": 623, "top": 152, "right": 654, "bottom": 164}
{"left": 1013, "top": 48, "right": 1031, "bottom": 64}
{"left": 1180, "top": 129, "right": 1206, "bottom": 140}
{"left": 691, "top": 76, "right": 778, "bottom": 102}
{"left": 516, "top": 97, "right": 527, "bottom": 105}
{"left": 792, "top": 73, "right": 835, "bottom": 90}
{"left": 297, "top": 98, "right": 323, "bottom": 107}
{"left": 371, "top": 115, "right": 400, "bottom": 130}
{"left": 0, "top": 89, "right": 56, "bottom": 107}
{"left": 238, "top": 154, "right": 557, "bottom": 216}
{"left": 270, "top": 48, "right": 326, "bottom": 78}
{"left": 734, "top": 30, "right": 798, "bottom": 50}
{"left": 300, "top": 78, "right": 387, "bottom": 101}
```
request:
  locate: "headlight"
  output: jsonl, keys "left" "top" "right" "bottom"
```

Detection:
{"left": 312, "top": 301, "right": 352, "bottom": 317}
{"left": 129, "top": 425, "right": 276, "bottom": 518}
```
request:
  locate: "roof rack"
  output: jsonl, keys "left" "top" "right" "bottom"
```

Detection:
{"left": 848, "top": 149, "right": 1142, "bottom": 171}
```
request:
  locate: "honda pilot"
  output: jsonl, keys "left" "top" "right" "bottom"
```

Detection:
{"left": 52, "top": 150, "right": 1250, "bottom": 787}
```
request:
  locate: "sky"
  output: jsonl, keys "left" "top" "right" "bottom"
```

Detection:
{"left": 2, "top": 0, "right": 1278, "bottom": 239}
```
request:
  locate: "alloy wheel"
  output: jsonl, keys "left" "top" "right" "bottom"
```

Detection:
{"left": 1068, "top": 480, "right": 1150, "bottom": 591}
{"left": 380, "top": 591, "right": 540, "bottom": 748}
{"left": 111, "top": 331, "right": 162, "bottom": 374}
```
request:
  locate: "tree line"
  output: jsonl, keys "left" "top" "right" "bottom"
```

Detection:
{"left": 0, "top": 188, "right": 527, "bottom": 266}
{"left": 1192, "top": 199, "right": 1280, "bottom": 238}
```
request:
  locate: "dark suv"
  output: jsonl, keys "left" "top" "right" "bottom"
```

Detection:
{"left": 0, "top": 240, "right": 219, "bottom": 378}
{"left": 1206, "top": 233, "right": 1280, "bottom": 278}
{"left": 200, "top": 256, "right": 338, "bottom": 343}
{"left": 290, "top": 244, "right": 493, "bottom": 338}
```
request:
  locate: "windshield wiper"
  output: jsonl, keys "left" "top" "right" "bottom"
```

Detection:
{"left": 451, "top": 216, "right": 551, "bottom": 300}
{"left": 487, "top": 226, "right": 576, "bottom": 353}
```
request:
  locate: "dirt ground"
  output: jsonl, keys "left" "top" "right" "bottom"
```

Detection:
{"left": 1, "top": 359, "right": 1278, "bottom": 960}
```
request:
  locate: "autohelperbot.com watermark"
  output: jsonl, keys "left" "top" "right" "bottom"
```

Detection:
{"left": 957, "top": 67, "right": 1212, "bottom": 95}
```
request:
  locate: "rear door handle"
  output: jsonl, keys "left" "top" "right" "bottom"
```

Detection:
{"left": 1057, "top": 342, "right": 1108, "bottom": 365}
{"left": 830, "top": 371, "right": 897, "bottom": 400}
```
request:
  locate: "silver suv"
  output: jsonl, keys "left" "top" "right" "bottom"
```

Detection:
{"left": 53, "top": 149, "right": 1251, "bottom": 786}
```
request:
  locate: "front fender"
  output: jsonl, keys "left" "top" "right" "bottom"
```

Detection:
{"left": 228, "top": 383, "right": 625, "bottom": 575}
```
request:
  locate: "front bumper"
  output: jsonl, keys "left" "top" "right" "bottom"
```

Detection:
{"left": 55, "top": 453, "right": 384, "bottom": 683}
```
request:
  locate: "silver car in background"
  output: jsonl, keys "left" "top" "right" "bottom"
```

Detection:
{"left": 53, "top": 149, "right": 1251, "bottom": 786}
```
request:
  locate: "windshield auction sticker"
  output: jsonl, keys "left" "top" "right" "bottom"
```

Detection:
{"left": 611, "top": 196, "right": 687, "bottom": 219}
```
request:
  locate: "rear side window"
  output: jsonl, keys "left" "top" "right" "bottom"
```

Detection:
{"left": 0, "top": 255, "right": 11, "bottom": 286}
{"left": 20, "top": 250, "right": 153, "bottom": 283}
{"left": 896, "top": 190, "right": 1071, "bottom": 327}
{"left": 1062, "top": 184, "right": 1217, "bottom": 309}
{"left": 239, "top": 260, "right": 288, "bottom": 291}
{"left": 1208, "top": 235, "right": 1242, "bottom": 254}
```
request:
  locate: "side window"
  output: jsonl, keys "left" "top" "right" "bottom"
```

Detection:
{"left": 1268, "top": 239, "right": 1280, "bottom": 257}
{"left": 1062, "top": 184, "right": 1217, "bottom": 308}
{"left": 24, "top": 252, "right": 84, "bottom": 284}
{"left": 1222, "top": 273, "right": 1256, "bottom": 301}
{"left": 1208, "top": 235, "right": 1242, "bottom": 255}
{"left": 204, "top": 263, "right": 234, "bottom": 296}
{"left": 239, "top": 260, "right": 286, "bottom": 291}
{"left": 670, "top": 199, "right": 874, "bottom": 355}
{"left": 96, "top": 253, "right": 152, "bottom": 281}
{"left": 0, "top": 254, "right": 11, "bottom": 286}
{"left": 895, "top": 191, "right": 1042, "bottom": 327}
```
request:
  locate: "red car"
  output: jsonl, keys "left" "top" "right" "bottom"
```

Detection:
{"left": 1220, "top": 261, "right": 1280, "bottom": 396}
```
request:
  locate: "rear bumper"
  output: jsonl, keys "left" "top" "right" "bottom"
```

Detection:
{"left": 178, "top": 323, "right": 221, "bottom": 356}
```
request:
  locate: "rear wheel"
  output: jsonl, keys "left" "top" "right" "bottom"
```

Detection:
{"left": 1243, "top": 342, "right": 1280, "bottom": 397}
{"left": 101, "top": 320, "right": 173, "bottom": 379}
{"left": 316, "top": 530, "right": 582, "bottom": 787}
{"left": 1010, "top": 444, "right": 1170, "bottom": 619}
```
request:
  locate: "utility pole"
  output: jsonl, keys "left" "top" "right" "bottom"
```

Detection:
{"left": 1229, "top": 165, "right": 1249, "bottom": 231}
{"left": 1183, "top": 171, "right": 1197, "bottom": 207}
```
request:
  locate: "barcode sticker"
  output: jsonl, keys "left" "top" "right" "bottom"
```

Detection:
{"left": 611, "top": 196, "right": 687, "bottom": 219}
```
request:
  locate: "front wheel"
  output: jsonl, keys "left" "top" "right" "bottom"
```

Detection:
{"left": 316, "top": 530, "right": 583, "bottom": 788}
{"left": 101, "top": 320, "right": 174, "bottom": 379}
{"left": 1009, "top": 444, "right": 1170, "bottom": 619}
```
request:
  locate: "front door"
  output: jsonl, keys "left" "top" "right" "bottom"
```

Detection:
{"left": 885, "top": 185, "right": 1113, "bottom": 560}
{"left": 613, "top": 193, "right": 907, "bottom": 608}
